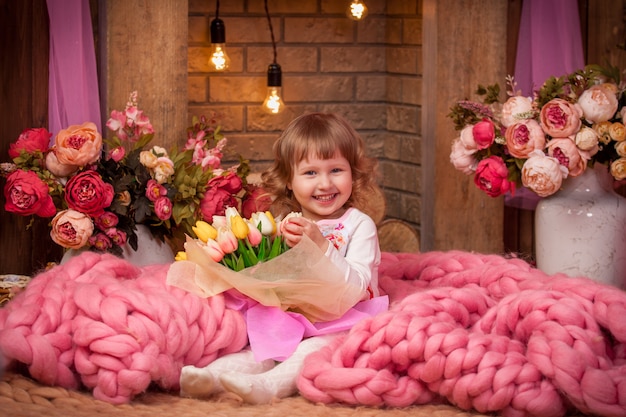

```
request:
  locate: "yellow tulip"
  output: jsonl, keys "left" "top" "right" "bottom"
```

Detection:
{"left": 175, "top": 251, "right": 187, "bottom": 261}
{"left": 230, "top": 214, "right": 249, "bottom": 240}
{"left": 193, "top": 220, "right": 217, "bottom": 242}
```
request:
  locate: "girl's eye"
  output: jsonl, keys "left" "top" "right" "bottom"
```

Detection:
{"left": 304, "top": 170, "right": 316, "bottom": 176}
{"left": 331, "top": 168, "right": 343, "bottom": 173}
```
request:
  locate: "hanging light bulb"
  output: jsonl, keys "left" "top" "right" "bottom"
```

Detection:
{"left": 208, "top": 2, "right": 230, "bottom": 72}
{"left": 346, "top": 0, "right": 368, "bottom": 21}
{"left": 263, "top": 63, "right": 285, "bottom": 114}
{"left": 262, "top": 0, "right": 285, "bottom": 114}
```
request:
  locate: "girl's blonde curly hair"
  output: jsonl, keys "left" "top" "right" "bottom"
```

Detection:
{"left": 261, "top": 112, "right": 379, "bottom": 217}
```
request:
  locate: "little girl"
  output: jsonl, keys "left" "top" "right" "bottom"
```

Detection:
{"left": 179, "top": 112, "right": 382, "bottom": 404}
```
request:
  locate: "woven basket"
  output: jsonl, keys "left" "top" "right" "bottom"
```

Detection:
{"left": 0, "top": 274, "right": 30, "bottom": 307}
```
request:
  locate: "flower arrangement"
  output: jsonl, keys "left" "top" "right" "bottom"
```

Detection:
{"left": 448, "top": 64, "right": 626, "bottom": 198}
{"left": 1, "top": 92, "right": 263, "bottom": 256}
{"left": 177, "top": 207, "right": 293, "bottom": 271}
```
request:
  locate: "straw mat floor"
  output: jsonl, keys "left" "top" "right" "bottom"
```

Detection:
{"left": 0, "top": 369, "right": 497, "bottom": 417}
{"left": 0, "top": 369, "right": 591, "bottom": 417}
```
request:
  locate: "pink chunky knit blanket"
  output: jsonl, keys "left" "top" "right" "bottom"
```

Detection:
{"left": 298, "top": 251, "right": 626, "bottom": 417}
{"left": 0, "top": 250, "right": 625, "bottom": 417}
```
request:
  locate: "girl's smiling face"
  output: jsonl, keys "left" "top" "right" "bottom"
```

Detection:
{"left": 288, "top": 151, "right": 353, "bottom": 221}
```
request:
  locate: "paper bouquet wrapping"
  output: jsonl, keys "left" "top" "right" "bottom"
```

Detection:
{"left": 166, "top": 235, "right": 364, "bottom": 323}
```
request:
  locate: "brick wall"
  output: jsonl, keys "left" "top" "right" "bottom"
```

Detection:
{"left": 188, "top": 0, "right": 422, "bottom": 233}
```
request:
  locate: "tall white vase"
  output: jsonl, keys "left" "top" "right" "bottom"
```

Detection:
{"left": 61, "top": 224, "right": 175, "bottom": 267}
{"left": 534, "top": 164, "right": 626, "bottom": 288}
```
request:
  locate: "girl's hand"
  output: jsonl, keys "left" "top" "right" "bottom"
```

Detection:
{"left": 281, "top": 216, "right": 329, "bottom": 252}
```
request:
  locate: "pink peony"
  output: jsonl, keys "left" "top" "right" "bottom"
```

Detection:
{"left": 199, "top": 172, "right": 244, "bottom": 220}
{"left": 458, "top": 125, "right": 478, "bottom": 151}
{"left": 539, "top": 98, "right": 583, "bottom": 138}
{"left": 105, "top": 227, "right": 127, "bottom": 246}
{"left": 546, "top": 137, "right": 587, "bottom": 177}
{"left": 45, "top": 151, "right": 78, "bottom": 177}
{"left": 472, "top": 118, "right": 496, "bottom": 150}
{"left": 504, "top": 119, "right": 546, "bottom": 159}
{"left": 473, "top": 156, "right": 514, "bottom": 197}
{"left": 145, "top": 179, "right": 166, "bottom": 202}
{"left": 200, "top": 187, "right": 238, "bottom": 221}
{"left": 241, "top": 185, "right": 272, "bottom": 219}
{"left": 64, "top": 170, "right": 114, "bottom": 216}
{"left": 50, "top": 209, "right": 94, "bottom": 249}
{"left": 449, "top": 138, "right": 477, "bottom": 175}
{"left": 3, "top": 170, "right": 56, "bottom": 217}
{"left": 8, "top": 127, "right": 51, "bottom": 158}
{"left": 154, "top": 196, "right": 173, "bottom": 220}
{"left": 577, "top": 83, "right": 619, "bottom": 124}
{"left": 210, "top": 171, "right": 243, "bottom": 194}
{"left": 53, "top": 122, "right": 103, "bottom": 167}
{"left": 94, "top": 212, "right": 119, "bottom": 230}
{"left": 89, "top": 233, "right": 113, "bottom": 251}
{"left": 521, "top": 151, "right": 567, "bottom": 197}
{"left": 500, "top": 96, "right": 533, "bottom": 128}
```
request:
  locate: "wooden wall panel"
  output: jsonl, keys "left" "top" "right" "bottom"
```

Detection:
{"left": 0, "top": 0, "right": 62, "bottom": 275}
{"left": 98, "top": 0, "right": 188, "bottom": 149}
{"left": 422, "top": 0, "right": 507, "bottom": 253}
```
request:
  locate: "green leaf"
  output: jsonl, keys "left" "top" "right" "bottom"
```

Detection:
{"left": 268, "top": 235, "right": 284, "bottom": 259}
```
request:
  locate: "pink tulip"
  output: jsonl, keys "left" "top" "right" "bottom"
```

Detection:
{"left": 202, "top": 239, "right": 225, "bottom": 262}
{"left": 245, "top": 220, "right": 263, "bottom": 246}
{"left": 216, "top": 227, "right": 238, "bottom": 254}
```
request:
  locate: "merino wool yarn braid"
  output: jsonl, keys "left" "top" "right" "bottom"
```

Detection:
{"left": 1, "top": 249, "right": 626, "bottom": 417}
{"left": 297, "top": 251, "right": 626, "bottom": 417}
{"left": 0, "top": 252, "right": 247, "bottom": 404}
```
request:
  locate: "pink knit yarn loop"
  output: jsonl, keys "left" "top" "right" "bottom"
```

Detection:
{"left": 2, "top": 249, "right": 626, "bottom": 416}
{"left": 0, "top": 252, "right": 247, "bottom": 404}
{"left": 298, "top": 250, "right": 626, "bottom": 417}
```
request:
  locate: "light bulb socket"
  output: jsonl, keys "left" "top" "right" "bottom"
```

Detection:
{"left": 267, "top": 63, "right": 282, "bottom": 87}
{"left": 210, "top": 18, "right": 226, "bottom": 44}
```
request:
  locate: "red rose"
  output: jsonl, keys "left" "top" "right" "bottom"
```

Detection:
{"left": 3, "top": 169, "right": 56, "bottom": 217}
{"left": 200, "top": 187, "right": 238, "bottom": 221}
{"left": 8, "top": 128, "right": 51, "bottom": 158}
{"left": 64, "top": 170, "right": 114, "bottom": 216}
{"left": 473, "top": 156, "right": 515, "bottom": 197}
{"left": 241, "top": 185, "right": 272, "bottom": 218}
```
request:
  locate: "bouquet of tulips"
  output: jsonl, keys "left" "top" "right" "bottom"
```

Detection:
{"left": 167, "top": 207, "right": 364, "bottom": 322}
{"left": 176, "top": 207, "right": 292, "bottom": 271}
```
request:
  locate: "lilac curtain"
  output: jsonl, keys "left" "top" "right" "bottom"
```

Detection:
{"left": 47, "top": 0, "right": 101, "bottom": 139}
{"left": 514, "top": 0, "right": 585, "bottom": 97}
{"left": 507, "top": 0, "right": 585, "bottom": 210}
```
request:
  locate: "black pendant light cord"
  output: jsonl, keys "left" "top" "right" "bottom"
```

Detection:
{"left": 264, "top": 0, "right": 277, "bottom": 64}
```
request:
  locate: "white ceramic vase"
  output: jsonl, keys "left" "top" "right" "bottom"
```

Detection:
{"left": 534, "top": 164, "right": 626, "bottom": 288}
{"left": 61, "top": 224, "right": 175, "bottom": 267}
